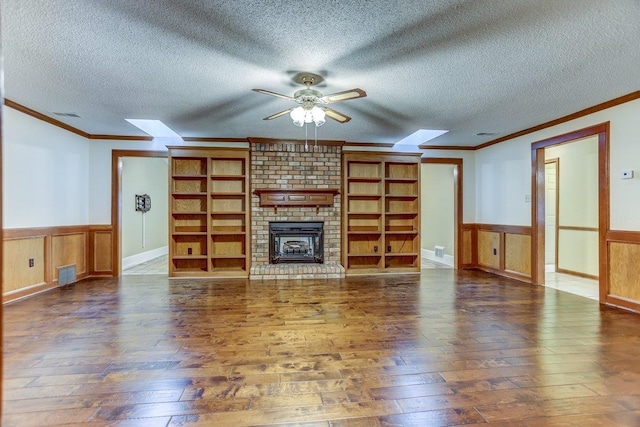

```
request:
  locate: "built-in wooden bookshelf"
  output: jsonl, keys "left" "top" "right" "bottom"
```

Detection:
{"left": 342, "top": 152, "right": 421, "bottom": 275}
{"left": 168, "top": 147, "right": 250, "bottom": 277}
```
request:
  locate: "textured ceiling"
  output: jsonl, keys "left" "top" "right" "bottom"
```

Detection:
{"left": 3, "top": 0, "right": 640, "bottom": 146}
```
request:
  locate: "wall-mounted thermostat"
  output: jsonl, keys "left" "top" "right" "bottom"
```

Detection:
{"left": 620, "top": 170, "right": 634, "bottom": 179}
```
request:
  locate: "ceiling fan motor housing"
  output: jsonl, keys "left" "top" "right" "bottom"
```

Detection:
{"left": 294, "top": 89, "right": 324, "bottom": 108}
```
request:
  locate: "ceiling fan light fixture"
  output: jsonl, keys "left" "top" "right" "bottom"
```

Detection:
{"left": 311, "top": 106, "right": 325, "bottom": 126}
{"left": 304, "top": 109, "right": 314, "bottom": 124}
{"left": 290, "top": 105, "right": 325, "bottom": 127}
{"left": 290, "top": 107, "right": 305, "bottom": 127}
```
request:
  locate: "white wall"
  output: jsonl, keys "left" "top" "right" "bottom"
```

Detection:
{"left": 475, "top": 138, "right": 532, "bottom": 226}
{"left": 557, "top": 229, "right": 599, "bottom": 276}
{"left": 422, "top": 150, "right": 476, "bottom": 224}
{"left": 121, "top": 157, "right": 168, "bottom": 258}
{"left": 421, "top": 163, "right": 455, "bottom": 256}
{"left": 608, "top": 101, "right": 640, "bottom": 230}
{"left": 474, "top": 98, "right": 640, "bottom": 231}
{"left": 2, "top": 107, "right": 90, "bottom": 228}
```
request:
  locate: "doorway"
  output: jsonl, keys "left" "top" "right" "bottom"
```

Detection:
{"left": 543, "top": 139, "right": 599, "bottom": 300}
{"left": 111, "top": 150, "right": 168, "bottom": 276}
{"left": 531, "top": 123, "right": 609, "bottom": 302}
{"left": 120, "top": 156, "right": 169, "bottom": 275}
{"left": 420, "top": 158, "right": 462, "bottom": 269}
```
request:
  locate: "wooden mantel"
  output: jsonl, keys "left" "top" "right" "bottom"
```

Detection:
{"left": 254, "top": 188, "right": 340, "bottom": 209}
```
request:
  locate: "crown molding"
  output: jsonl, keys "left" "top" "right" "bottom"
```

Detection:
{"left": 182, "top": 136, "right": 248, "bottom": 143}
{"left": 7, "top": 90, "right": 640, "bottom": 149}
{"left": 418, "top": 90, "right": 640, "bottom": 151}
{"left": 4, "top": 99, "right": 154, "bottom": 140}
{"left": 475, "top": 90, "right": 640, "bottom": 150}
{"left": 419, "top": 144, "right": 476, "bottom": 150}
{"left": 88, "top": 134, "right": 152, "bottom": 141}
{"left": 344, "top": 141, "right": 395, "bottom": 148}
{"left": 4, "top": 99, "right": 90, "bottom": 139}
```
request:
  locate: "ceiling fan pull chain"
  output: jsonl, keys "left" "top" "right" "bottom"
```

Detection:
{"left": 305, "top": 123, "right": 308, "bottom": 151}
{"left": 315, "top": 125, "right": 318, "bottom": 150}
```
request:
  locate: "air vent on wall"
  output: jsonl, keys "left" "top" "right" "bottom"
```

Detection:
{"left": 476, "top": 132, "right": 497, "bottom": 136}
{"left": 53, "top": 112, "right": 81, "bottom": 118}
{"left": 57, "top": 264, "right": 77, "bottom": 285}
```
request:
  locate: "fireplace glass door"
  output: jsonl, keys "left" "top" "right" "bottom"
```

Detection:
{"left": 269, "top": 221, "right": 324, "bottom": 264}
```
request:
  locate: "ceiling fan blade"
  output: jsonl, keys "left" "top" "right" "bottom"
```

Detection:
{"left": 263, "top": 109, "right": 293, "bottom": 120}
{"left": 323, "top": 107, "right": 352, "bottom": 123}
{"left": 252, "top": 88, "right": 295, "bottom": 101}
{"left": 319, "top": 88, "right": 367, "bottom": 104}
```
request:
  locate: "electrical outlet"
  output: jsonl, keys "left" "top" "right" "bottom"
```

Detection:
{"left": 373, "top": 245, "right": 378, "bottom": 253}
{"left": 29, "top": 258, "right": 34, "bottom": 267}
{"left": 187, "top": 247, "right": 193, "bottom": 255}
{"left": 493, "top": 248, "right": 497, "bottom": 256}
{"left": 387, "top": 245, "right": 392, "bottom": 253}
{"left": 621, "top": 169, "right": 634, "bottom": 179}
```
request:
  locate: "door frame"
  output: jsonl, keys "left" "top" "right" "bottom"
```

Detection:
{"left": 420, "top": 157, "right": 463, "bottom": 269}
{"left": 531, "top": 123, "right": 609, "bottom": 301}
{"left": 111, "top": 149, "right": 168, "bottom": 276}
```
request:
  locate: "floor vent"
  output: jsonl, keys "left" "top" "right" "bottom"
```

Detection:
{"left": 58, "top": 264, "right": 77, "bottom": 285}
{"left": 435, "top": 246, "right": 445, "bottom": 258}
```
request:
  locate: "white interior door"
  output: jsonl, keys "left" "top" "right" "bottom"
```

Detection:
{"left": 544, "top": 160, "right": 558, "bottom": 268}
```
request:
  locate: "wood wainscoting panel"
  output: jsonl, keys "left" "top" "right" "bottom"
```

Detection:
{"left": 461, "top": 229, "right": 473, "bottom": 265}
{"left": 52, "top": 233, "right": 87, "bottom": 276}
{"left": 3, "top": 225, "right": 115, "bottom": 303}
{"left": 609, "top": 241, "right": 640, "bottom": 302}
{"left": 93, "top": 231, "right": 113, "bottom": 273}
{"left": 3, "top": 237, "right": 46, "bottom": 293}
{"left": 478, "top": 230, "right": 500, "bottom": 269}
{"left": 505, "top": 233, "right": 531, "bottom": 276}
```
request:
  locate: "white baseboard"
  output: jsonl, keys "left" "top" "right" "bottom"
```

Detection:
{"left": 421, "top": 248, "right": 454, "bottom": 266}
{"left": 122, "top": 246, "right": 168, "bottom": 270}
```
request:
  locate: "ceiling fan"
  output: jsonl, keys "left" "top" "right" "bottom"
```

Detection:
{"left": 252, "top": 72, "right": 367, "bottom": 126}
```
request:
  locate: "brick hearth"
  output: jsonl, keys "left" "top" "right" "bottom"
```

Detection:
{"left": 249, "top": 142, "right": 344, "bottom": 279}
{"left": 250, "top": 263, "right": 344, "bottom": 280}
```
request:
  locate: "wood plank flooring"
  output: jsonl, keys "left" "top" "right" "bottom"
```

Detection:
{"left": 3, "top": 269, "right": 640, "bottom": 426}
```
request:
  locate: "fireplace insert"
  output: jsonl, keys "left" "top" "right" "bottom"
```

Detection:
{"left": 269, "top": 221, "right": 324, "bottom": 264}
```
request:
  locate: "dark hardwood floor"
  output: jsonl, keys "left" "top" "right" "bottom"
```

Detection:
{"left": 3, "top": 269, "right": 640, "bottom": 426}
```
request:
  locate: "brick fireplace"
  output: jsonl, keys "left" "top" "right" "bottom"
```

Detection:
{"left": 249, "top": 142, "right": 345, "bottom": 279}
